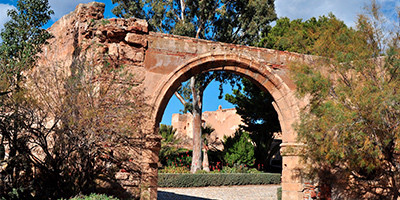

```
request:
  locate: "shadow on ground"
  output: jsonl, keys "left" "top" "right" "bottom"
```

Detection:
{"left": 158, "top": 191, "right": 215, "bottom": 200}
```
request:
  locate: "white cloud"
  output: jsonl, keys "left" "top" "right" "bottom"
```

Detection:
{"left": 275, "top": 0, "right": 369, "bottom": 27}
{"left": 49, "top": 0, "right": 93, "bottom": 20}
{"left": 0, "top": 3, "right": 16, "bottom": 32}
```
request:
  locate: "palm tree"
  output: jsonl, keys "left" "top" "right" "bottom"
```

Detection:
{"left": 159, "top": 124, "right": 185, "bottom": 167}
{"left": 201, "top": 124, "right": 215, "bottom": 172}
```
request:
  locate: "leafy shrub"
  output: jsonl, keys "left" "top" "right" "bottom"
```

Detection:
{"left": 248, "top": 168, "right": 262, "bottom": 174}
{"left": 164, "top": 150, "right": 192, "bottom": 168}
{"left": 277, "top": 187, "right": 282, "bottom": 200}
{"left": 223, "top": 130, "right": 255, "bottom": 167}
{"left": 221, "top": 164, "right": 249, "bottom": 173}
{"left": 158, "top": 125, "right": 192, "bottom": 168}
{"left": 158, "top": 173, "right": 281, "bottom": 187}
{"left": 158, "top": 166, "right": 190, "bottom": 174}
{"left": 219, "top": 164, "right": 262, "bottom": 173}
{"left": 65, "top": 193, "right": 119, "bottom": 200}
{"left": 195, "top": 170, "right": 209, "bottom": 174}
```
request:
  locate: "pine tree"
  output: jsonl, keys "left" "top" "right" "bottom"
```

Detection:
{"left": 225, "top": 78, "right": 281, "bottom": 171}
{"left": 291, "top": 2, "right": 400, "bottom": 198}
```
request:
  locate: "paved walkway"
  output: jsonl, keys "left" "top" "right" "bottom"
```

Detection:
{"left": 158, "top": 185, "right": 280, "bottom": 200}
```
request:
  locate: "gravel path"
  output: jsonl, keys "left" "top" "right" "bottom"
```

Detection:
{"left": 158, "top": 185, "right": 280, "bottom": 200}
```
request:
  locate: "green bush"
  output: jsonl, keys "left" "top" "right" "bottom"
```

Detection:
{"left": 248, "top": 168, "right": 262, "bottom": 174}
{"left": 221, "top": 164, "right": 252, "bottom": 173}
{"left": 195, "top": 170, "right": 209, "bottom": 174}
{"left": 63, "top": 193, "right": 119, "bottom": 200}
{"left": 158, "top": 124, "right": 192, "bottom": 168}
{"left": 158, "top": 173, "right": 281, "bottom": 187}
{"left": 159, "top": 166, "right": 190, "bottom": 173}
{"left": 277, "top": 187, "right": 282, "bottom": 200}
{"left": 223, "top": 130, "right": 255, "bottom": 167}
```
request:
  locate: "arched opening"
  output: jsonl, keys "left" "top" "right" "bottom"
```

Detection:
{"left": 150, "top": 53, "right": 302, "bottom": 199}
{"left": 152, "top": 54, "right": 298, "bottom": 140}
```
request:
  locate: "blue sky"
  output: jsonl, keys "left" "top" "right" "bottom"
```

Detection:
{"left": 0, "top": 0, "right": 398, "bottom": 125}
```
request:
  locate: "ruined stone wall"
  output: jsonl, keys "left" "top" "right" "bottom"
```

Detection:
{"left": 35, "top": 2, "right": 318, "bottom": 199}
{"left": 35, "top": 2, "right": 159, "bottom": 199}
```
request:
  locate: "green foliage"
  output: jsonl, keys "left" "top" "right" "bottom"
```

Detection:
{"left": 0, "top": 1, "right": 54, "bottom": 199}
{"left": 220, "top": 164, "right": 261, "bottom": 173}
{"left": 259, "top": 14, "right": 351, "bottom": 55}
{"left": 277, "top": 187, "right": 282, "bottom": 200}
{"left": 213, "top": 0, "right": 277, "bottom": 45}
{"left": 201, "top": 124, "right": 214, "bottom": 145}
{"left": 111, "top": 0, "right": 276, "bottom": 45}
{"left": 159, "top": 166, "right": 190, "bottom": 174}
{"left": 225, "top": 78, "right": 281, "bottom": 170}
{"left": 158, "top": 125, "right": 192, "bottom": 168}
{"left": 291, "top": 2, "right": 400, "bottom": 199}
{"left": 158, "top": 173, "right": 281, "bottom": 187}
{"left": 176, "top": 72, "right": 242, "bottom": 114}
{"left": 0, "top": 1, "right": 147, "bottom": 199}
{"left": 0, "top": 0, "right": 53, "bottom": 91}
{"left": 194, "top": 169, "right": 209, "bottom": 174}
{"left": 159, "top": 124, "right": 177, "bottom": 144}
{"left": 163, "top": 150, "right": 192, "bottom": 168}
{"left": 223, "top": 129, "right": 255, "bottom": 167}
{"left": 65, "top": 193, "right": 119, "bottom": 200}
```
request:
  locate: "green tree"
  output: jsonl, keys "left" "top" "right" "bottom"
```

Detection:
{"left": 291, "top": 2, "right": 400, "bottom": 199}
{"left": 111, "top": 0, "right": 277, "bottom": 173}
{"left": 159, "top": 124, "right": 183, "bottom": 165}
{"left": 0, "top": 0, "right": 53, "bottom": 95}
{"left": 112, "top": 0, "right": 276, "bottom": 44}
{"left": 258, "top": 14, "right": 349, "bottom": 55}
{"left": 201, "top": 124, "right": 214, "bottom": 172}
{"left": 253, "top": 10, "right": 355, "bottom": 174}
{"left": 159, "top": 124, "right": 192, "bottom": 169}
{"left": 159, "top": 124, "right": 178, "bottom": 144}
{"left": 0, "top": 1, "right": 148, "bottom": 198}
{"left": 0, "top": 0, "right": 53, "bottom": 198}
{"left": 225, "top": 78, "right": 281, "bottom": 171}
{"left": 223, "top": 129, "right": 255, "bottom": 167}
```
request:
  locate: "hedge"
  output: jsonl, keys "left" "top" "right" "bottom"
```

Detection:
{"left": 61, "top": 194, "right": 119, "bottom": 200}
{"left": 158, "top": 173, "right": 281, "bottom": 187}
{"left": 277, "top": 187, "right": 282, "bottom": 200}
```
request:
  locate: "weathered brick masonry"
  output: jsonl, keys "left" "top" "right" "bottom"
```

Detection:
{"left": 37, "top": 2, "right": 318, "bottom": 199}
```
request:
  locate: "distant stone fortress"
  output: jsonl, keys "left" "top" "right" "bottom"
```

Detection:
{"left": 171, "top": 105, "right": 242, "bottom": 150}
{"left": 171, "top": 105, "right": 282, "bottom": 150}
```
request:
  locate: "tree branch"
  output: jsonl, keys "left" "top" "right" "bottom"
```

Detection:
{"left": 174, "top": 91, "right": 187, "bottom": 106}
{"left": 180, "top": 0, "right": 185, "bottom": 21}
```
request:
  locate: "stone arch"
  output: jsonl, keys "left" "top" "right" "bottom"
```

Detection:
{"left": 152, "top": 53, "right": 299, "bottom": 143}
{"left": 148, "top": 53, "right": 304, "bottom": 199}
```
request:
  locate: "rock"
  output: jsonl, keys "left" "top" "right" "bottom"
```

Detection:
{"left": 115, "top": 172, "right": 129, "bottom": 180}
{"left": 75, "top": 2, "right": 105, "bottom": 22}
{"left": 125, "top": 33, "right": 147, "bottom": 47}
{"left": 108, "top": 43, "right": 119, "bottom": 57}
{"left": 127, "top": 19, "right": 149, "bottom": 33}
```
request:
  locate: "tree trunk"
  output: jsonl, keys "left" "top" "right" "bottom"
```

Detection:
{"left": 320, "top": 183, "right": 332, "bottom": 200}
{"left": 202, "top": 147, "right": 210, "bottom": 172}
{"left": 190, "top": 76, "right": 202, "bottom": 173}
{"left": 180, "top": 0, "right": 185, "bottom": 21}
